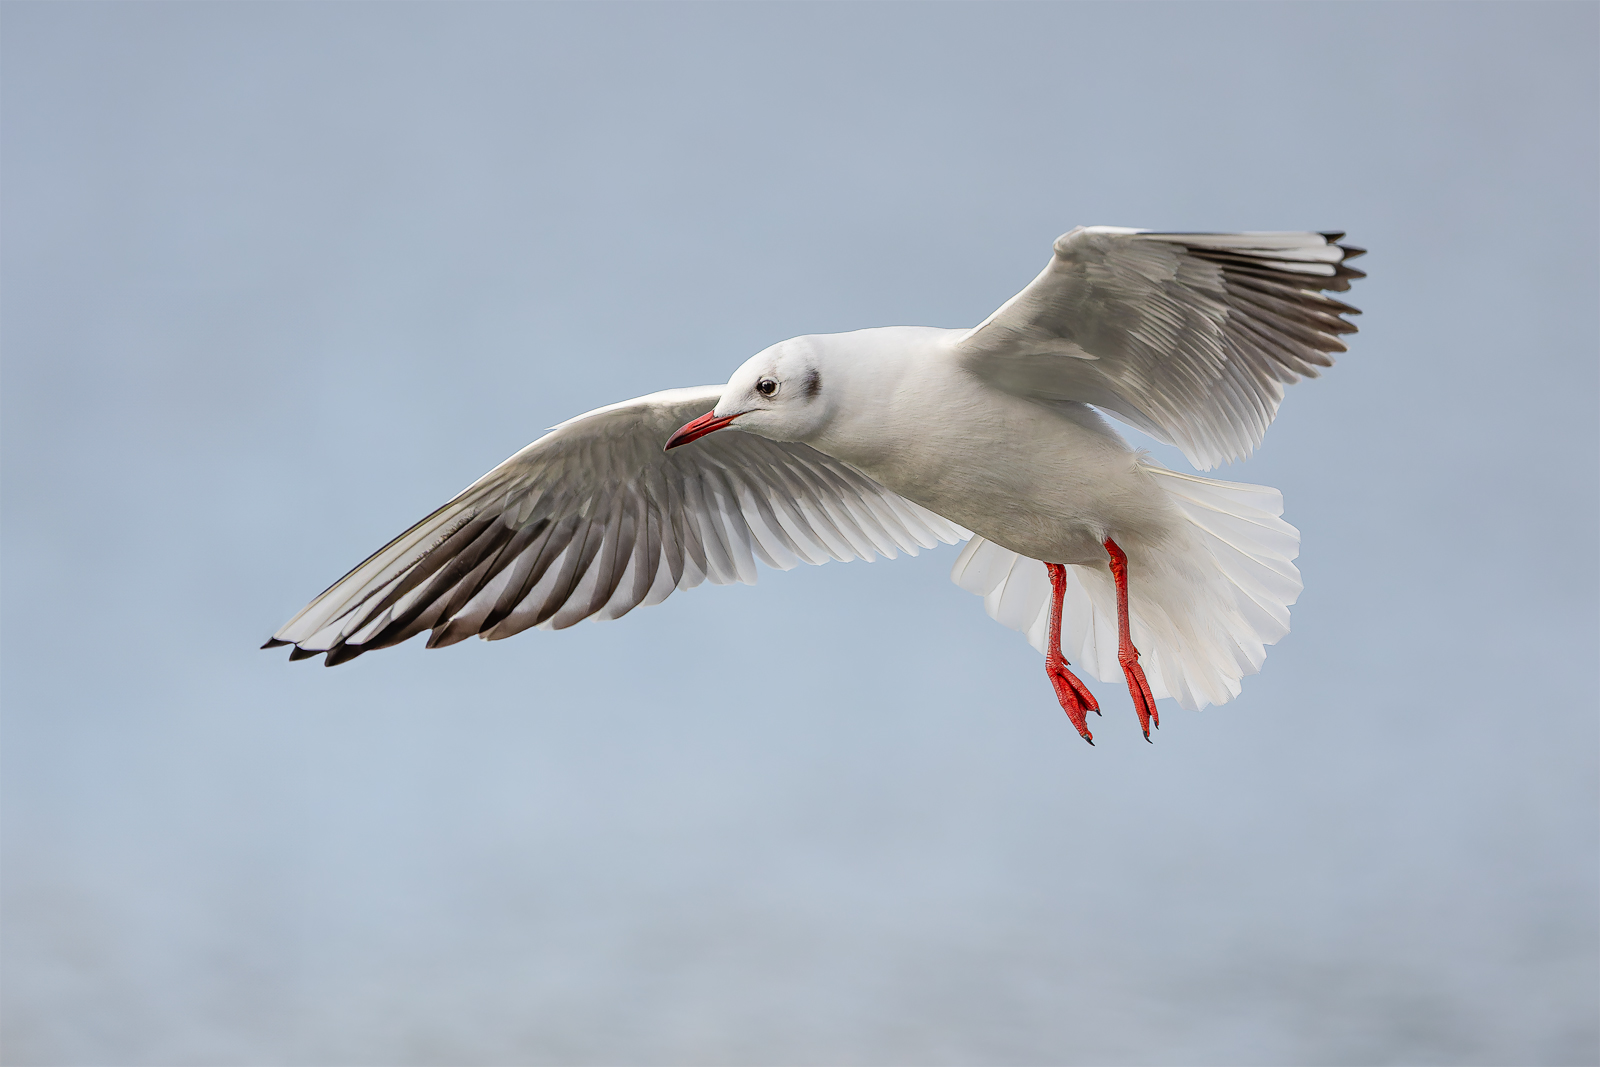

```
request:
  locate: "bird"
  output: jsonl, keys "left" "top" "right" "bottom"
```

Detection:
{"left": 265, "top": 226, "right": 1364, "bottom": 743}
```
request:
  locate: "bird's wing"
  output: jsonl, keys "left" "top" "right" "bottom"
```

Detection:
{"left": 955, "top": 227, "right": 1365, "bottom": 469}
{"left": 266, "top": 385, "right": 967, "bottom": 664}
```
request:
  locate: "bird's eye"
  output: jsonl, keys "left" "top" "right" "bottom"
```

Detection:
{"left": 756, "top": 378, "right": 779, "bottom": 398}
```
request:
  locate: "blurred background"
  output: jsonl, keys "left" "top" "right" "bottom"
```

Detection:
{"left": 3, "top": 4, "right": 1596, "bottom": 1064}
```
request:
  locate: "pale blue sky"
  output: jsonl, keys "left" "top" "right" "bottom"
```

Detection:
{"left": 3, "top": 3, "right": 1596, "bottom": 1064}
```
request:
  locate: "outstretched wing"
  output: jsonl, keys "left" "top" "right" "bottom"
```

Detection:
{"left": 956, "top": 227, "right": 1365, "bottom": 469}
{"left": 267, "top": 385, "right": 966, "bottom": 665}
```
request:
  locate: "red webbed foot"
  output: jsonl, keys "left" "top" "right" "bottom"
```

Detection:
{"left": 1118, "top": 648, "right": 1159, "bottom": 741}
{"left": 1047, "top": 649, "right": 1101, "bottom": 744}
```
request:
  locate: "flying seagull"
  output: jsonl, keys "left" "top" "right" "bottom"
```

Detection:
{"left": 265, "top": 226, "right": 1364, "bottom": 743}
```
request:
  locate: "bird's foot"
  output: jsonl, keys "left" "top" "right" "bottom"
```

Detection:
{"left": 1118, "top": 649, "right": 1159, "bottom": 741}
{"left": 1047, "top": 651, "right": 1100, "bottom": 744}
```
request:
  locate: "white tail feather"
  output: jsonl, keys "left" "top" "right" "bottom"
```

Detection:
{"left": 950, "top": 464, "right": 1301, "bottom": 711}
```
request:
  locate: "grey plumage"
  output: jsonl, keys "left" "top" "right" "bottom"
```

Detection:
{"left": 958, "top": 228, "right": 1363, "bottom": 469}
{"left": 268, "top": 386, "right": 964, "bottom": 664}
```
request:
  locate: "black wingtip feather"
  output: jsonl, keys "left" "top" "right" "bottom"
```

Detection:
{"left": 287, "top": 646, "right": 322, "bottom": 662}
{"left": 323, "top": 643, "right": 366, "bottom": 666}
{"left": 261, "top": 638, "right": 290, "bottom": 649}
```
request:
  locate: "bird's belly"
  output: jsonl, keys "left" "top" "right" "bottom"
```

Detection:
{"left": 842, "top": 400, "right": 1177, "bottom": 566}
{"left": 930, "top": 485, "right": 1112, "bottom": 565}
{"left": 896, "top": 459, "right": 1129, "bottom": 565}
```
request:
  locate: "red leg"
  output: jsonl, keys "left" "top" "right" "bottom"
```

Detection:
{"left": 1045, "top": 562, "right": 1100, "bottom": 745}
{"left": 1103, "top": 537, "right": 1159, "bottom": 741}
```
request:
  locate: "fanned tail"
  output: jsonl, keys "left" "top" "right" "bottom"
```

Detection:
{"left": 950, "top": 464, "right": 1301, "bottom": 711}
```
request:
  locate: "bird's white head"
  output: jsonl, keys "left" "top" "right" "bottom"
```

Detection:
{"left": 665, "top": 336, "right": 832, "bottom": 450}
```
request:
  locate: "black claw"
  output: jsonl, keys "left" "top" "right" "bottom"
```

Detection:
{"left": 1084, "top": 737, "right": 1095, "bottom": 746}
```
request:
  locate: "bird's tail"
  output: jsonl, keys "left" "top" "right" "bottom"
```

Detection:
{"left": 950, "top": 464, "right": 1301, "bottom": 711}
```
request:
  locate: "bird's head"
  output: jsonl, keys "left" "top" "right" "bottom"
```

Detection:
{"left": 666, "top": 336, "right": 831, "bottom": 450}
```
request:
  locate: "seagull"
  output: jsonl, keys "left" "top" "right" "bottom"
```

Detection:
{"left": 265, "top": 227, "right": 1364, "bottom": 743}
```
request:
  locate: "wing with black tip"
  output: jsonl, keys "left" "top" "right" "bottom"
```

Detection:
{"left": 265, "top": 386, "right": 965, "bottom": 665}
{"left": 957, "top": 227, "right": 1365, "bottom": 469}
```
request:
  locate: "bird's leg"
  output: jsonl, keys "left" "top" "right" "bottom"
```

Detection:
{"left": 1045, "top": 562, "right": 1100, "bottom": 745}
{"left": 1103, "top": 537, "right": 1159, "bottom": 741}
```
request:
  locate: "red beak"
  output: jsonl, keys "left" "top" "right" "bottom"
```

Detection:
{"left": 665, "top": 410, "right": 741, "bottom": 450}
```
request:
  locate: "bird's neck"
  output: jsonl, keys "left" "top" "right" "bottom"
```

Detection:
{"left": 803, "top": 326, "right": 966, "bottom": 472}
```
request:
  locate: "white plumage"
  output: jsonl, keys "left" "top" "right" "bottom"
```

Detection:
{"left": 267, "top": 226, "right": 1363, "bottom": 741}
{"left": 951, "top": 467, "right": 1301, "bottom": 711}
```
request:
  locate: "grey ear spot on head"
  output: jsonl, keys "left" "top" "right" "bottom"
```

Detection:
{"left": 803, "top": 369, "right": 822, "bottom": 400}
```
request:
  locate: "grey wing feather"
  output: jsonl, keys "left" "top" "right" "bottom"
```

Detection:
{"left": 268, "top": 385, "right": 966, "bottom": 664}
{"left": 957, "top": 227, "right": 1364, "bottom": 469}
